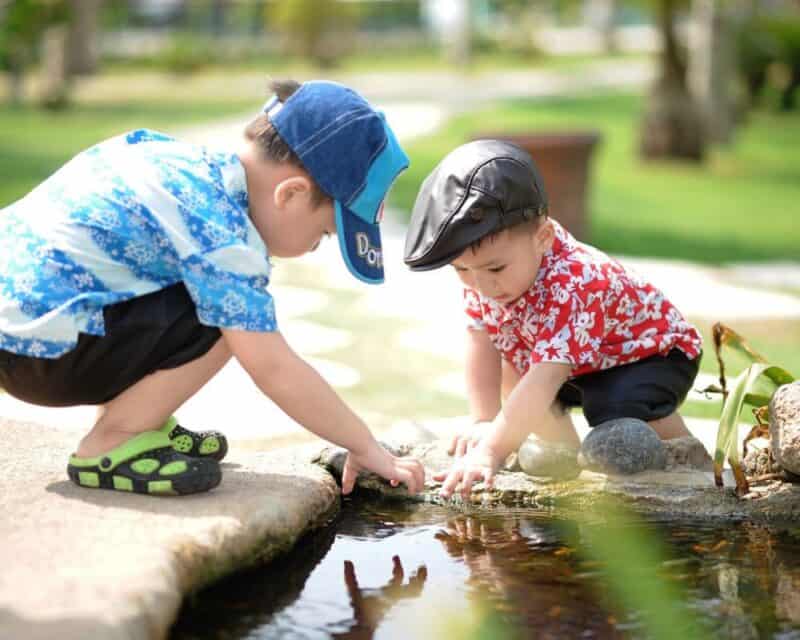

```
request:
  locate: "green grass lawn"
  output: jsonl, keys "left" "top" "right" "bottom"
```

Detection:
{"left": 106, "top": 45, "right": 642, "bottom": 75}
{"left": 0, "top": 99, "right": 253, "bottom": 207}
{"left": 391, "top": 93, "right": 800, "bottom": 264}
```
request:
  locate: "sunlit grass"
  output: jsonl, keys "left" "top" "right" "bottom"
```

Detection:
{"left": 0, "top": 99, "right": 253, "bottom": 206}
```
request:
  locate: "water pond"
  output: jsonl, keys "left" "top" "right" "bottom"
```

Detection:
{"left": 172, "top": 497, "right": 800, "bottom": 639}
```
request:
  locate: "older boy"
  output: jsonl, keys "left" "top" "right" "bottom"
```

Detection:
{"left": 0, "top": 80, "right": 424, "bottom": 496}
{"left": 404, "top": 140, "right": 702, "bottom": 498}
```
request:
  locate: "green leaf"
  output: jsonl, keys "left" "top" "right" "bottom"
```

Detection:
{"left": 714, "top": 363, "right": 795, "bottom": 482}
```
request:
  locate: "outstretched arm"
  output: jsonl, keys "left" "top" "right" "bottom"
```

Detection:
{"left": 449, "top": 327, "right": 502, "bottom": 457}
{"left": 436, "top": 361, "right": 571, "bottom": 498}
{"left": 222, "top": 328, "right": 424, "bottom": 494}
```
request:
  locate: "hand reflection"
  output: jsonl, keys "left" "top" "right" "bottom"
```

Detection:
{"left": 333, "top": 555, "right": 428, "bottom": 639}
{"left": 435, "top": 516, "right": 523, "bottom": 597}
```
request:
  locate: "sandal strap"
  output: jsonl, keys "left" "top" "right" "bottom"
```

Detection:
{"left": 158, "top": 415, "right": 179, "bottom": 436}
{"left": 68, "top": 431, "right": 174, "bottom": 472}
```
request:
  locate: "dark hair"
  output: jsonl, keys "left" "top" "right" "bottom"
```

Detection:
{"left": 468, "top": 208, "right": 548, "bottom": 253}
{"left": 244, "top": 79, "right": 330, "bottom": 207}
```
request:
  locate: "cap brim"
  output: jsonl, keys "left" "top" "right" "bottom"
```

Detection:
{"left": 335, "top": 201, "right": 384, "bottom": 284}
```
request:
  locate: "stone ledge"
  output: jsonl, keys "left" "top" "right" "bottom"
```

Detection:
{"left": 0, "top": 418, "right": 339, "bottom": 640}
{"left": 315, "top": 439, "right": 800, "bottom": 523}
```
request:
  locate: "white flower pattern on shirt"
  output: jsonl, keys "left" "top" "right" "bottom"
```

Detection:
{"left": 463, "top": 221, "right": 702, "bottom": 378}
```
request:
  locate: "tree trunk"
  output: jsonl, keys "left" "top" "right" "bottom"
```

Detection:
{"left": 447, "top": 0, "right": 471, "bottom": 67}
{"left": 211, "top": 0, "right": 227, "bottom": 37}
{"left": 65, "top": 0, "right": 101, "bottom": 76}
{"left": 639, "top": 0, "right": 706, "bottom": 161}
{"left": 40, "top": 24, "right": 70, "bottom": 109}
{"left": 7, "top": 47, "right": 26, "bottom": 106}
{"left": 585, "top": 0, "right": 617, "bottom": 53}
{"left": 689, "top": 0, "right": 735, "bottom": 144}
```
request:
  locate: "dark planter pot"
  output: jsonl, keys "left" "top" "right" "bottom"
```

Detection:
{"left": 473, "top": 132, "right": 602, "bottom": 241}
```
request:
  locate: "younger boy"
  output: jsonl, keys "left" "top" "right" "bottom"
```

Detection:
{"left": 404, "top": 140, "right": 702, "bottom": 498}
{"left": 0, "top": 80, "right": 424, "bottom": 496}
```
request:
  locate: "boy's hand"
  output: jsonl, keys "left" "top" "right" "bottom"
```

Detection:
{"left": 342, "top": 441, "right": 425, "bottom": 495}
{"left": 448, "top": 420, "right": 493, "bottom": 458}
{"left": 433, "top": 441, "right": 503, "bottom": 499}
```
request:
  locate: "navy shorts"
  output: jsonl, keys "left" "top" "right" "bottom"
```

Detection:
{"left": 557, "top": 348, "right": 700, "bottom": 426}
{"left": 0, "top": 283, "right": 221, "bottom": 407}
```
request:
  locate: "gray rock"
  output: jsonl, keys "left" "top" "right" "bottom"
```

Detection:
{"left": 578, "top": 418, "right": 667, "bottom": 475}
{"left": 517, "top": 438, "right": 580, "bottom": 480}
{"left": 770, "top": 381, "right": 800, "bottom": 475}
{"left": 663, "top": 436, "right": 713, "bottom": 471}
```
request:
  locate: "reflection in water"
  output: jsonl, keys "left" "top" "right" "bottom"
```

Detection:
{"left": 434, "top": 514, "right": 623, "bottom": 639}
{"left": 332, "top": 556, "right": 427, "bottom": 639}
{"left": 171, "top": 500, "right": 800, "bottom": 640}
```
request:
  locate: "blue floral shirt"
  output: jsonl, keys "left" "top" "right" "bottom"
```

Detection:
{"left": 0, "top": 129, "right": 276, "bottom": 359}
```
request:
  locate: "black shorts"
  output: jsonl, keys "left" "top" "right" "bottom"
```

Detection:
{"left": 0, "top": 283, "right": 221, "bottom": 407}
{"left": 557, "top": 348, "right": 700, "bottom": 426}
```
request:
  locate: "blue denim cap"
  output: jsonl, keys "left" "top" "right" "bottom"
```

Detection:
{"left": 264, "top": 81, "right": 409, "bottom": 284}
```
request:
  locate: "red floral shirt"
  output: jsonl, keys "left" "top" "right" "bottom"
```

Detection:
{"left": 464, "top": 221, "right": 702, "bottom": 378}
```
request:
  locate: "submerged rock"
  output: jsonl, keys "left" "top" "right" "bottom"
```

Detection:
{"left": 578, "top": 418, "right": 667, "bottom": 475}
{"left": 770, "top": 382, "right": 800, "bottom": 476}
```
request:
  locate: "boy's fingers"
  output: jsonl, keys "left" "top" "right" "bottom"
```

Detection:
{"left": 447, "top": 435, "right": 458, "bottom": 456}
{"left": 460, "top": 469, "right": 478, "bottom": 499}
{"left": 432, "top": 470, "right": 448, "bottom": 482}
{"left": 404, "top": 459, "right": 425, "bottom": 491}
{"left": 440, "top": 469, "right": 462, "bottom": 498}
{"left": 341, "top": 459, "right": 356, "bottom": 495}
{"left": 455, "top": 438, "right": 468, "bottom": 458}
{"left": 397, "top": 468, "right": 417, "bottom": 494}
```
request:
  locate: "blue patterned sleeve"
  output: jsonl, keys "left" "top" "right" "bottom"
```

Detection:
{"left": 180, "top": 245, "right": 277, "bottom": 333}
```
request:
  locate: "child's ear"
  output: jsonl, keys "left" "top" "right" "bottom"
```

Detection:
{"left": 273, "top": 176, "right": 312, "bottom": 209}
{"left": 534, "top": 219, "right": 555, "bottom": 252}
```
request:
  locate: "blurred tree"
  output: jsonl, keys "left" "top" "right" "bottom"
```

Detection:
{"left": 64, "top": 0, "right": 101, "bottom": 75}
{"left": 268, "top": 0, "right": 359, "bottom": 67}
{"left": 688, "top": 0, "right": 735, "bottom": 143}
{"left": 639, "top": 0, "right": 705, "bottom": 161}
{"left": 585, "top": 0, "right": 618, "bottom": 52}
{"left": 210, "top": 0, "right": 227, "bottom": 37}
{"left": 0, "top": 0, "right": 68, "bottom": 106}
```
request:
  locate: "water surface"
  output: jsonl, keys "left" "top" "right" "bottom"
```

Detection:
{"left": 172, "top": 498, "right": 800, "bottom": 639}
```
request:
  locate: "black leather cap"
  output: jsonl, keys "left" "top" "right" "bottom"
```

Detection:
{"left": 404, "top": 140, "right": 548, "bottom": 271}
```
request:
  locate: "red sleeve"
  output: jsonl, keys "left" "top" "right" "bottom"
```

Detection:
{"left": 463, "top": 287, "right": 485, "bottom": 329}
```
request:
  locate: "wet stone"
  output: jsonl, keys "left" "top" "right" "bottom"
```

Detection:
{"left": 578, "top": 418, "right": 667, "bottom": 475}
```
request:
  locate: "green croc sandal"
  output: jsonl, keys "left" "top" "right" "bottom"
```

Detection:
{"left": 67, "top": 431, "right": 221, "bottom": 496}
{"left": 159, "top": 416, "right": 228, "bottom": 462}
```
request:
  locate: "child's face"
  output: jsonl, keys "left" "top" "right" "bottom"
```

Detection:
{"left": 270, "top": 198, "right": 336, "bottom": 258}
{"left": 451, "top": 221, "right": 554, "bottom": 304}
{"left": 260, "top": 178, "right": 337, "bottom": 259}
